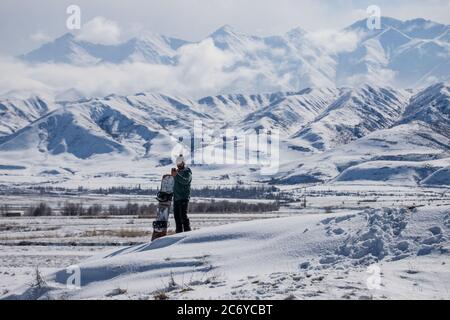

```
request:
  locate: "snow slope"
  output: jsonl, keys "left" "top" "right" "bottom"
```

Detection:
{"left": 291, "top": 85, "right": 411, "bottom": 150}
{"left": 399, "top": 83, "right": 450, "bottom": 137}
{"left": 238, "top": 88, "right": 339, "bottom": 135}
{"left": 277, "top": 122, "right": 450, "bottom": 185}
{"left": 0, "top": 96, "right": 55, "bottom": 136}
{"left": 3, "top": 205, "right": 449, "bottom": 300}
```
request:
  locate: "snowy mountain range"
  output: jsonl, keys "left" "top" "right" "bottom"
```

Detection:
{"left": 20, "top": 32, "right": 189, "bottom": 66}
{"left": 1, "top": 16, "right": 449, "bottom": 188}
{"left": 0, "top": 82, "right": 449, "bottom": 188}
{"left": 19, "top": 17, "right": 450, "bottom": 91}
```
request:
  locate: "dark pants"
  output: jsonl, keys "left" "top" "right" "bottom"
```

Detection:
{"left": 173, "top": 200, "right": 191, "bottom": 233}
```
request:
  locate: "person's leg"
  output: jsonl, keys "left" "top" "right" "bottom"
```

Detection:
{"left": 173, "top": 201, "right": 183, "bottom": 233}
{"left": 181, "top": 200, "right": 191, "bottom": 232}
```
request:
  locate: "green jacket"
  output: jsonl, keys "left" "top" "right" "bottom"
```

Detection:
{"left": 173, "top": 167, "right": 192, "bottom": 201}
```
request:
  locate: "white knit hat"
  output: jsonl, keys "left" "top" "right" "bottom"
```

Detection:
{"left": 176, "top": 154, "right": 185, "bottom": 166}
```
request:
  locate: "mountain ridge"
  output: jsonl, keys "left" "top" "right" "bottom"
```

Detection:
{"left": 0, "top": 83, "right": 449, "bottom": 187}
{"left": 17, "top": 17, "right": 450, "bottom": 92}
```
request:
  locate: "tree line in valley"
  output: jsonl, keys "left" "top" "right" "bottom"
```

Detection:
{"left": 13, "top": 185, "right": 294, "bottom": 201}
{"left": 1, "top": 200, "right": 280, "bottom": 217}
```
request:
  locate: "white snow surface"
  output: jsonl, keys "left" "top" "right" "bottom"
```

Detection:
{"left": 4, "top": 205, "right": 449, "bottom": 300}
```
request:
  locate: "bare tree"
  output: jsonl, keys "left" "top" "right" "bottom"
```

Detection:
{"left": 25, "top": 203, "right": 52, "bottom": 216}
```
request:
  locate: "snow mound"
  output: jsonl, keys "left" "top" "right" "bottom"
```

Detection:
{"left": 320, "top": 208, "right": 411, "bottom": 266}
{"left": 319, "top": 207, "right": 450, "bottom": 268}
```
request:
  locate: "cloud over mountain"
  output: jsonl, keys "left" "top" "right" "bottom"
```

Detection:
{"left": 75, "top": 17, "right": 122, "bottom": 45}
{"left": 1, "top": 16, "right": 448, "bottom": 99}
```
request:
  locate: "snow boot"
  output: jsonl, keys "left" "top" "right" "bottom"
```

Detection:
{"left": 183, "top": 220, "right": 191, "bottom": 232}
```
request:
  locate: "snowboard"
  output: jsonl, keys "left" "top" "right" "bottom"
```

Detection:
{"left": 151, "top": 174, "right": 175, "bottom": 241}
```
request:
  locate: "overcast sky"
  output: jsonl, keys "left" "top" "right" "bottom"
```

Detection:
{"left": 0, "top": 0, "right": 449, "bottom": 55}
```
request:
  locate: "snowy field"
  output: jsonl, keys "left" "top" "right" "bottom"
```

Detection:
{"left": 2, "top": 204, "right": 449, "bottom": 300}
{"left": 2, "top": 184, "right": 449, "bottom": 213}
{"left": 0, "top": 210, "right": 293, "bottom": 297}
{"left": 1, "top": 185, "right": 449, "bottom": 300}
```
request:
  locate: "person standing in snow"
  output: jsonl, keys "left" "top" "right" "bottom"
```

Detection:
{"left": 172, "top": 154, "right": 192, "bottom": 233}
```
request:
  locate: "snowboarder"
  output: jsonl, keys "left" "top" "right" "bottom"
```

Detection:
{"left": 172, "top": 154, "right": 192, "bottom": 233}
{"left": 151, "top": 170, "right": 175, "bottom": 241}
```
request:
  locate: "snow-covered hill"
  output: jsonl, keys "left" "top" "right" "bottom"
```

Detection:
{"left": 0, "top": 93, "right": 214, "bottom": 160}
{"left": 18, "top": 17, "right": 450, "bottom": 91}
{"left": 0, "top": 96, "right": 55, "bottom": 136}
{"left": 276, "top": 122, "right": 450, "bottom": 185}
{"left": 291, "top": 86, "right": 411, "bottom": 150}
{"left": 0, "top": 83, "right": 449, "bottom": 188}
{"left": 399, "top": 83, "right": 450, "bottom": 137}
{"left": 238, "top": 88, "right": 339, "bottom": 135}
{"left": 3, "top": 205, "right": 449, "bottom": 300}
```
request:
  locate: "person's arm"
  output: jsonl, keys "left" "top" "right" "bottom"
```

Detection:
{"left": 175, "top": 169, "right": 191, "bottom": 185}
